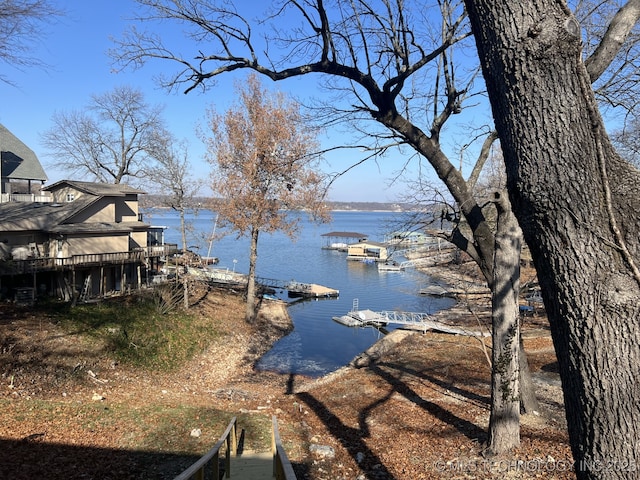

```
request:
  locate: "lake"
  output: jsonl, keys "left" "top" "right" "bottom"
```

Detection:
{"left": 143, "top": 208, "right": 455, "bottom": 377}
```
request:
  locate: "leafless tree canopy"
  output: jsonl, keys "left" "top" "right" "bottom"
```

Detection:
{"left": 0, "top": 0, "right": 61, "bottom": 84}
{"left": 149, "top": 137, "right": 204, "bottom": 250}
{"left": 112, "top": 0, "right": 496, "bottom": 267}
{"left": 42, "top": 85, "right": 169, "bottom": 185}
{"left": 577, "top": 0, "right": 640, "bottom": 115}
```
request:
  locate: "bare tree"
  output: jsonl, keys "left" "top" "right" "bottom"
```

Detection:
{"left": 112, "top": 0, "right": 638, "bottom": 462}
{"left": 578, "top": 0, "right": 640, "bottom": 115}
{"left": 147, "top": 136, "right": 204, "bottom": 310}
{"left": 464, "top": 0, "right": 640, "bottom": 478}
{"left": 202, "top": 74, "right": 330, "bottom": 321}
{"left": 612, "top": 115, "right": 640, "bottom": 167}
{"left": 111, "top": 0, "right": 534, "bottom": 454}
{"left": 42, "top": 85, "right": 168, "bottom": 184}
{"left": 0, "top": 0, "right": 60, "bottom": 85}
{"left": 149, "top": 137, "right": 203, "bottom": 252}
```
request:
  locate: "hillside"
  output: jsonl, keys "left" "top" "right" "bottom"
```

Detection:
{"left": 0, "top": 265, "right": 572, "bottom": 479}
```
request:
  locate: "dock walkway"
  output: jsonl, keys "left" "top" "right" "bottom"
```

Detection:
{"left": 333, "top": 300, "right": 488, "bottom": 336}
{"left": 188, "top": 267, "right": 339, "bottom": 298}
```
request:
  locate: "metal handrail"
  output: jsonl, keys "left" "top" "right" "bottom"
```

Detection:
{"left": 272, "top": 416, "right": 297, "bottom": 480}
{"left": 174, "top": 416, "right": 237, "bottom": 480}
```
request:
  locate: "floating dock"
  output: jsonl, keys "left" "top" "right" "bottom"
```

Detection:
{"left": 287, "top": 281, "right": 339, "bottom": 298}
{"left": 332, "top": 299, "right": 488, "bottom": 336}
{"left": 333, "top": 309, "right": 386, "bottom": 327}
{"left": 187, "top": 267, "right": 339, "bottom": 299}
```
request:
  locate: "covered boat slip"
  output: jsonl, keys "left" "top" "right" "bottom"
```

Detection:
{"left": 320, "top": 231, "right": 368, "bottom": 250}
{"left": 321, "top": 231, "right": 392, "bottom": 262}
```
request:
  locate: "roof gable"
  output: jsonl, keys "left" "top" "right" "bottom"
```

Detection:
{"left": 0, "top": 198, "right": 92, "bottom": 232}
{"left": 0, "top": 124, "right": 47, "bottom": 182}
{"left": 43, "top": 180, "right": 145, "bottom": 196}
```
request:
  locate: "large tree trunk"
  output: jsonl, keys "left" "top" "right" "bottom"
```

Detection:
{"left": 465, "top": 1, "right": 640, "bottom": 477}
{"left": 487, "top": 191, "right": 521, "bottom": 454}
{"left": 519, "top": 339, "right": 540, "bottom": 414}
{"left": 384, "top": 113, "right": 541, "bottom": 450}
{"left": 246, "top": 227, "right": 259, "bottom": 322}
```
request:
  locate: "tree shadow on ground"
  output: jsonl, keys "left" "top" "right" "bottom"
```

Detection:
{"left": 294, "top": 358, "right": 487, "bottom": 479}
{"left": 367, "top": 363, "right": 487, "bottom": 442}
{"left": 0, "top": 439, "right": 200, "bottom": 480}
{"left": 296, "top": 390, "right": 398, "bottom": 480}
{"left": 377, "top": 361, "right": 490, "bottom": 408}
{"left": 0, "top": 438, "right": 310, "bottom": 480}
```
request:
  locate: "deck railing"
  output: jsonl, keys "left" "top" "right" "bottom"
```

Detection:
{"left": 272, "top": 416, "right": 297, "bottom": 480}
{"left": 0, "top": 244, "right": 178, "bottom": 274}
{"left": 174, "top": 416, "right": 237, "bottom": 480}
{"left": 0, "top": 193, "right": 53, "bottom": 203}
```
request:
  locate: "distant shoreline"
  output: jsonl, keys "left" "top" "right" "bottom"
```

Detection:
{"left": 140, "top": 197, "right": 420, "bottom": 213}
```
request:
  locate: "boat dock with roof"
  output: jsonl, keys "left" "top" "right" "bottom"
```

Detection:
{"left": 321, "top": 231, "right": 368, "bottom": 250}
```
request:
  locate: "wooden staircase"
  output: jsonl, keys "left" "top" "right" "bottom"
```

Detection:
{"left": 173, "top": 416, "right": 296, "bottom": 480}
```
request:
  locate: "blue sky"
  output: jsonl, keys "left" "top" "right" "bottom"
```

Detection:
{"left": 0, "top": 0, "right": 428, "bottom": 203}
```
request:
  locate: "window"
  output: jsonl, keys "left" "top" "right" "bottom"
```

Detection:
{"left": 66, "top": 193, "right": 75, "bottom": 202}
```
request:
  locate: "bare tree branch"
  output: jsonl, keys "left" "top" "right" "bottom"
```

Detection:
{"left": 584, "top": 0, "right": 640, "bottom": 82}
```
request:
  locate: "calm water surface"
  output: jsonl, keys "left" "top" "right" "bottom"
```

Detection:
{"left": 144, "top": 209, "right": 455, "bottom": 377}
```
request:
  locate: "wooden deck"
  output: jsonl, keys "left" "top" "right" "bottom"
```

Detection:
{"left": 286, "top": 282, "right": 339, "bottom": 298}
{"left": 188, "top": 268, "right": 339, "bottom": 299}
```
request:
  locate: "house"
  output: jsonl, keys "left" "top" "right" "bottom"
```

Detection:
{"left": 346, "top": 240, "right": 389, "bottom": 262}
{"left": 41, "top": 180, "right": 150, "bottom": 257}
{"left": 0, "top": 123, "right": 49, "bottom": 202}
{"left": 0, "top": 180, "right": 175, "bottom": 303}
{"left": 0, "top": 125, "right": 175, "bottom": 304}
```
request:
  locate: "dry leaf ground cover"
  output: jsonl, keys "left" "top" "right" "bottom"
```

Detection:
{"left": 0, "top": 265, "right": 573, "bottom": 480}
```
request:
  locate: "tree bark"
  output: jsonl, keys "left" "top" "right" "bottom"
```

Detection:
{"left": 179, "top": 208, "right": 187, "bottom": 252}
{"left": 487, "top": 191, "right": 521, "bottom": 454}
{"left": 246, "top": 226, "right": 259, "bottom": 322}
{"left": 518, "top": 339, "right": 541, "bottom": 414}
{"left": 465, "top": 1, "right": 640, "bottom": 477}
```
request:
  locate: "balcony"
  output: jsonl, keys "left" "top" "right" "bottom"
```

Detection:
{"left": 0, "top": 193, "right": 53, "bottom": 203}
{"left": 0, "top": 244, "right": 178, "bottom": 275}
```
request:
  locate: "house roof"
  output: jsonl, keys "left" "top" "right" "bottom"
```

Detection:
{"left": 48, "top": 222, "right": 142, "bottom": 235}
{"left": 0, "top": 124, "right": 47, "bottom": 182}
{"left": 0, "top": 200, "right": 149, "bottom": 235}
{"left": 43, "top": 180, "right": 145, "bottom": 196}
{"left": 0, "top": 199, "right": 92, "bottom": 232}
